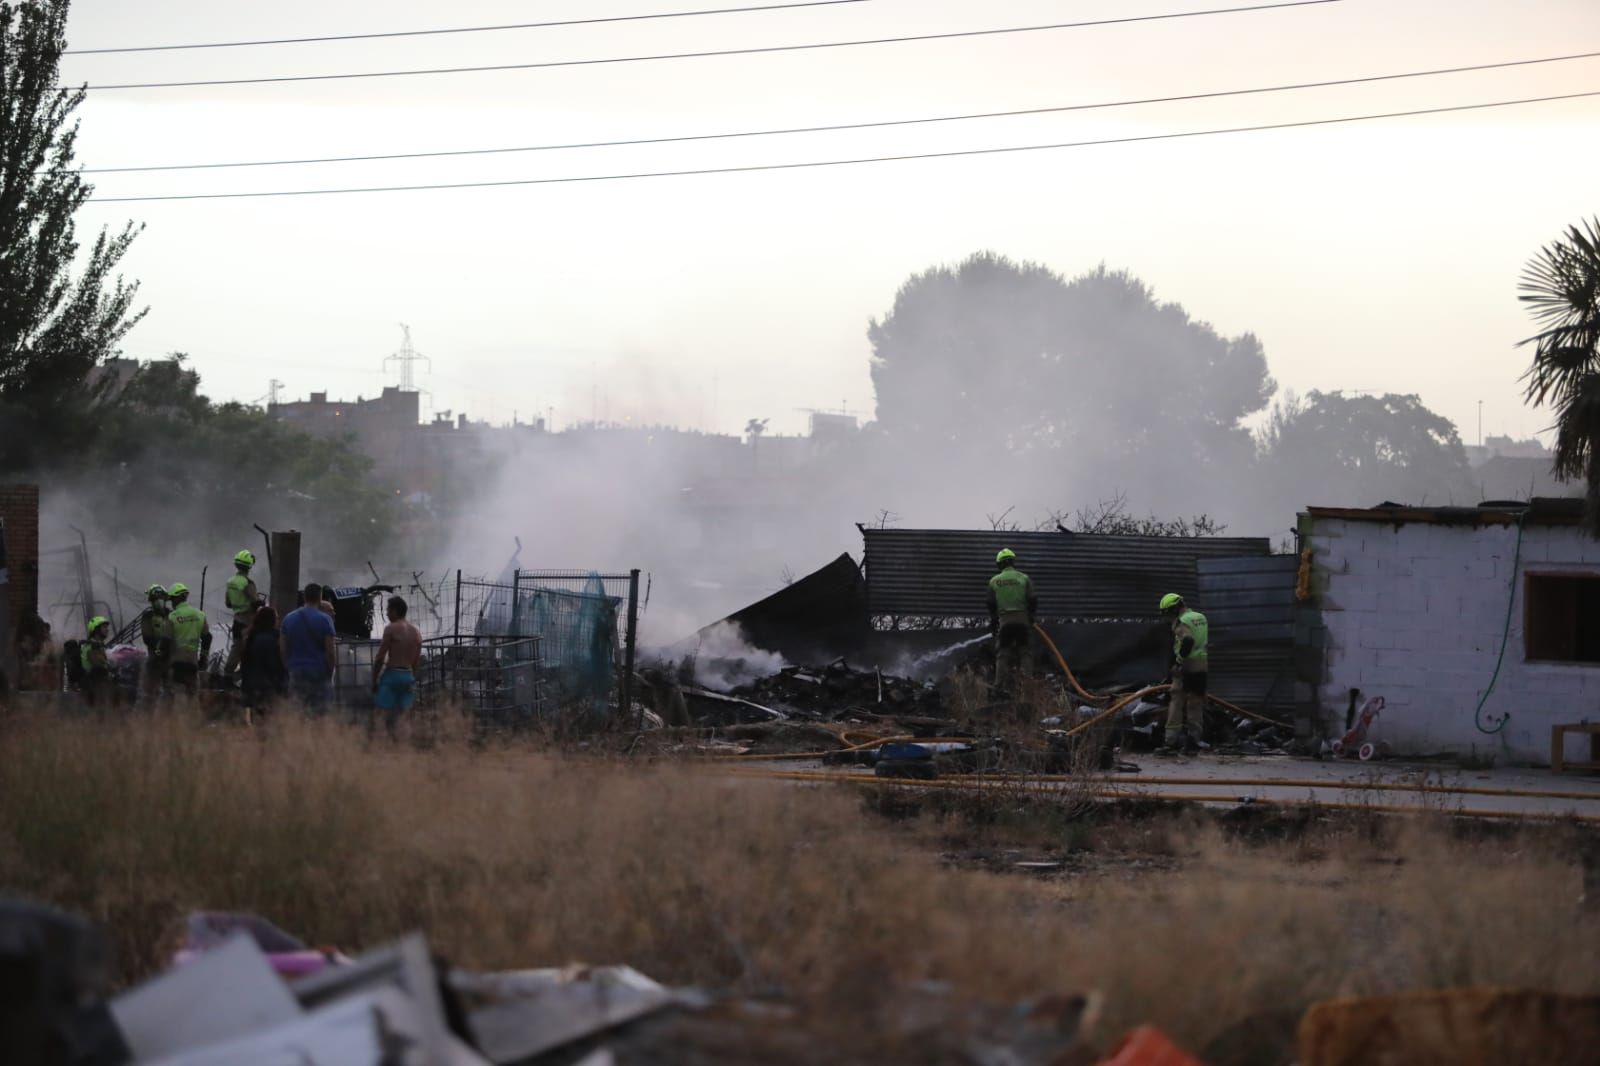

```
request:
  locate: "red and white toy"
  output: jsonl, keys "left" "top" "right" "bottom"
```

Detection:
{"left": 1330, "top": 696, "right": 1389, "bottom": 761}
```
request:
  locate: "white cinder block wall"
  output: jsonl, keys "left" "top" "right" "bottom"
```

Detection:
{"left": 1309, "top": 516, "right": 1600, "bottom": 764}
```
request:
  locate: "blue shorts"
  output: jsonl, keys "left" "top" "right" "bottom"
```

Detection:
{"left": 374, "top": 668, "right": 416, "bottom": 712}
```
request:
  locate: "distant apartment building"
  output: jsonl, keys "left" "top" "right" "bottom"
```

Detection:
{"left": 1465, "top": 435, "right": 1577, "bottom": 501}
{"left": 269, "top": 387, "right": 426, "bottom": 490}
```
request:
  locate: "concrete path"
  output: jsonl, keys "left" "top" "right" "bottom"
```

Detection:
{"left": 738, "top": 753, "right": 1600, "bottom": 820}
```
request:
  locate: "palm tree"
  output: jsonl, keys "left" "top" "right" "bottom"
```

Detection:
{"left": 1519, "top": 217, "right": 1600, "bottom": 533}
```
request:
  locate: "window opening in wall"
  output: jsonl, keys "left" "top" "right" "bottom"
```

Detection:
{"left": 1525, "top": 574, "right": 1600, "bottom": 664}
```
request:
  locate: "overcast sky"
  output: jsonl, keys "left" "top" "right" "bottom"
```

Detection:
{"left": 63, "top": 0, "right": 1600, "bottom": 439}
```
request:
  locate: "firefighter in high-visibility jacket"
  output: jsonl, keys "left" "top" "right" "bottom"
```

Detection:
{"left": 81, "top": 616, "right": 113, "bottom": 706}
{"left": 140, "top": 583, "right": 174, "bottom": 699}
{"left": 167, "top": 582, "right": 211, "bottom": 697}
{"left": 223, "top": 549, "right": 261, "bottom": 675}
{"left": 1160, "top": 593, "right": 1209, "bottom": 752}
{"left": 987, "top": 548, "right": 1038, "bottom": 694}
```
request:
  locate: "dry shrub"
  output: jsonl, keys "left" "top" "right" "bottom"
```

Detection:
{"left": 1, "top": 709, "right": 1597, "bottom": 1056}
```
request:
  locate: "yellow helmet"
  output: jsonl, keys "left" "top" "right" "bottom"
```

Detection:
{"left": 169, "top": 582, "right": 189, "bottom": 598}
{"left": 1159, "top": 593, "right": 1183, "bottom": 611}
{"left": 87, "top": 616, "right": 110, "bottom": 636}
{"left": 995, "top": 548, "right": 1017, "bottom": 565}
{"left": 234, "top": 549, "right": 256, "bottom": 568}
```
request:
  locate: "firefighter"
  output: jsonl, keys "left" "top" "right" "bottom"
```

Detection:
{"left": 223, "top": 549, "right": 262, "bottom": 675}
{"left": 167, "top": 583, "right": 211, "bottom": 697}
{"left": 81, "top": 616, "right": 113, "bottom": 706}
{"left": 1160, "top": 593, "right": 1209, "bottom": 753}
{"left": 987, "top": 548, "right": 1038, "bottom": 694}
{"left": 140, "top": 584, "right": 174, "bottom": 701}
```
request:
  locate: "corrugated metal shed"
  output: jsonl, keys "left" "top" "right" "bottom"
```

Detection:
{"left": 861, "top": 528, "right": 1272, "bottom": 619}
{"left": 1196, "top": 554, "right": 1297, "bottom": 642}
{"left": 1198, "top": 554, "right": 1298, "bottom": 713}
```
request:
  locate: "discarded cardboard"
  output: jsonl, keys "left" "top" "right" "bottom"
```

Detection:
{"left": 456, "top": 965, "right": 679, "bottom": 1064}
{"left": 110, "top": 934, "right": 302, "bottom": 1061}
{"left": 291, "top": 932, "right": 453, "bottom": 1064}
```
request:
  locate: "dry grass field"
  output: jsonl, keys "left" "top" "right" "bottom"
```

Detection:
{"left": 2, "top": 707, "right": 1598, "bottom": 1060}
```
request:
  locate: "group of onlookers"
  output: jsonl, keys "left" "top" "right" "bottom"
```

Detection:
{"left": 39, "top": 546, "right": 423, "bottom": 735}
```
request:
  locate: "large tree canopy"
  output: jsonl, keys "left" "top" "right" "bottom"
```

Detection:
{"left": 1257, "top": 390, "right": 1472, "bottom": 508}
{"left": 868, "top": 254, "right": 1274, "bottom": 482}
{"left": 0, "top": 0, "right": 143, "bottom": 444}
{"left": 52, "top": 357, "right": 397, "bottom": 563}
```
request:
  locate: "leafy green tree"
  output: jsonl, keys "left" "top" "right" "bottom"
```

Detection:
{"left": 867, "top": 253, "right": 1274, "bottom": 507}
{"left": 1519, "top": 217, "right": 1600, "bottom": 533}
{"left": 56, "top": 357, "right": 397, "bottom": 565}
{"left": 0, "top": 0, "right": 144, "bottom": 464}
{"left": 1257, "top": 390, "right": 1472, "bottom": 507}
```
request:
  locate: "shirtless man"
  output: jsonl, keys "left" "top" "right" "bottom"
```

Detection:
{"left": 370, "top": 595, "right": 422, "bottom": 739}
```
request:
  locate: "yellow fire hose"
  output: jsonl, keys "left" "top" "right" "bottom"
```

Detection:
{"left": 724, "top": 766, "right": 1600, "bottom": 824}
{"left": 1033, "top": 622, "right": 1284, "bottom": 728}
{"left": 715, "top": 626, "right": 1304, "bottom": 760}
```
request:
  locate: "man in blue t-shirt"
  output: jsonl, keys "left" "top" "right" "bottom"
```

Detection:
{"left": 280, "top": 582, "right": 337, "bottom": 710}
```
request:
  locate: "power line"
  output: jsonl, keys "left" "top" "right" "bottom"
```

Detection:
{"left": 80, "top": 49, "right": 1600, "bottom": 174}
{"left": 72, "top": 1, "right": 1342, "bottom": 91}
{"left": 63, "top": 0, "right": 876, "bottom": 56}
{"left": 84, "top": 89, "right": 1600, "bottom": 203}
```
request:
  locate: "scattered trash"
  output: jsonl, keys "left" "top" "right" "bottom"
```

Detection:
{"left": 0, "top": 899, "right": 126, "bottom": 1066}
{"left": 1329, "top": 696, "right": 1388, "bottom": 761}
{"left": 172, "top": 911, "right": 347, "bottom": 978}
{"left": 1098, "top": 1024, "right": 1205, "bottom": 1065}
{"left": 110, "top": 934, "right": 306, "bottom": 1063}
{"left": 1298, "top": 986, "right": 1600, "bottom": 1066}
{"left": 454, "top": 965, "right": 680, "bottom": 1064}
{"left": 730, "top": 660, "right": 943, "bottom": 721}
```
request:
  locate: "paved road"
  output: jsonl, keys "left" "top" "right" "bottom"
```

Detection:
{"left": 738, "top": 753, "right": 1600, "bottom": 820}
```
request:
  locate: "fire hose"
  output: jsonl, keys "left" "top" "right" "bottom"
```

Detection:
{"left": 720, "top": 627, "right": 1287, "bottom": 759}
{"left": 1032, "top": 622, "right": 1285, "bottom": 729}
{"left": 721, "top": 766, "right": 1600, "bottom": 824}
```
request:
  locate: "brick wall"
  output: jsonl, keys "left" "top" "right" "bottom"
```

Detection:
{"left": 1308, "top": 516, "right": 1600, "bottom": 764}
{"left": 0, "top": 484, "right": 40, "bottom": 627}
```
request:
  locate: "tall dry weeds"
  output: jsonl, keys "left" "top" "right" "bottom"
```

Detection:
{"left": 0, "top": 709, "right": 1596, "bottom": 1056}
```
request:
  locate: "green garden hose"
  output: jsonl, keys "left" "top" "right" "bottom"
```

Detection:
{"left": 1474, "top": 516, "right": 1524, "bottom": 736}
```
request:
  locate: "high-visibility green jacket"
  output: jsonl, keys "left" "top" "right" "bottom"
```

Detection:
{"left": 225, "top": 573, "right": 257, "bottom": 625}
{"left": 81, "top": 639, "right": 107, "bottom": 676}
{"left": 1173, "top": 608, "right": 1209, "bottom": 671}
{"left": 988, "top": 566, "right": 1037, "bottom": 622}
{"left": 141, "top": 610, "right": 174, "bottom": 659}
{"left": 170, "top": 603, "right": 208, "bottom": 665}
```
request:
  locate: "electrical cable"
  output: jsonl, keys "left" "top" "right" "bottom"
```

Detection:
{"left": 79, "top": 49, "right": 1600, "bottom": 174}
{"left": 70, "top": 1, "right": 1343, "bottom": 91}
{"left": 63, "top": 1, "right": 877, "bottom": 55}
{"left": 1473, "top": 515, "right": 1524, "bottom": 735}
{"left": 84, "top": 89, "right": 1600, "bottom": 203}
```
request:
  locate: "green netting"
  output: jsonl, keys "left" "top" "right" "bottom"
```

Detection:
{"left": 514, "top": 578, "right": 617, "bottom": 716}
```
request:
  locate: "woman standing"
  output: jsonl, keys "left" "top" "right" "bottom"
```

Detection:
{"left": 239, "top": 605, "right": 288, "bottom": 719}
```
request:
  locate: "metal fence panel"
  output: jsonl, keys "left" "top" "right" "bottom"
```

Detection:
{"left": 1198, "top": 555, "right": 1297, "bottom": 715}
{"left": 416, "top": 635, "right": 545, "bottom": 723}
{"left": 861, "top": 528, "right": 1272, "bottom": 620}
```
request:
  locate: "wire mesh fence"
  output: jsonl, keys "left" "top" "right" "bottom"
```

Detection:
{"left": 416, "top": 635, "right": 545, "bottom": 727}
{"left": 408, "top": 570, "right": 643, "bottom": 721}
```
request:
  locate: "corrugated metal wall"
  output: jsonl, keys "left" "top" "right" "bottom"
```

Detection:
{"left": 1198, "top": 554, "right": 1298, "bottom": 713}
{"left": 861, "top": 528, "right": 1272, "bottom": 619}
